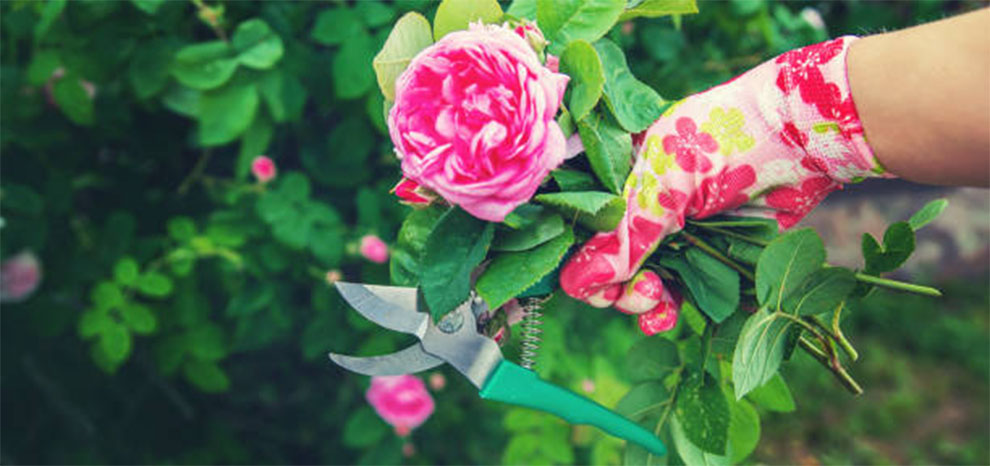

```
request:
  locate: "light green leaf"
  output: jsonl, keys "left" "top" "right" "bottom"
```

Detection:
{"left": 120, "top": 302, "right": 157, "bottom": 334}
{"left": 53, "top": 76, "right": 94, "bottom": 126}
{"left": 476, "top": 228, "right": 574, "bottom": 309}
{"left": 625, "top": 337, "right": 679, "bottom": 383}
{"left": 333, "top": 30, "right": 376, "bottom": 99}
{"left": 784, "top": 267, "right": 855, "bottom": 316}
{"left": 732, "top": 306, "right": 792, "bottom": 399}
{"left": 136, "top": 272, "right": 174, "bottom": 297}
{"left": 492, "top": 213, "right": 565, "bottom": 252}
{"left": 311, "top": 7, "right": 363, "bottom": 46}
{"left": 420, "top": 208, "right": 494, "bottom": 320}
{"left": 198, "top": 83, "right": 259, "bottom": 146}
{"left": 99, "top": 322, "right": 132, "bottom": 365}
{"left": 506, "top": 0, "right": 538, "bottom": 19}
{"left": 113, "top": 257, "right": 140, "bottom": 285}
{"left": 908, "top": 198, "right": 948, "bottom": 230}
{"left": 167, "top": 216, "right": 197, "bottom": 241}
{"left": 433, "top": 0, "right": 503, "bottom": 41}
{"left": 755, "top": 228, "right": 825, "bottom": 310}
{"left": 619, "top": 0, "right": 698, "bottom": 21}
{"left": 343, "top": 407, "right": 389, "bottom": 447}
{"left": 725, "top": 388, "right": 761, "bottom": 463}
{"left": 746, "top": 373, "right": 795, "bottom": 412}
{"left": 674, "top": 372, "right": 730, "bottom": 455}
{"left": 672, "top": 417, "right": 729, "bottom": 466}
{"left": 170, "top": 41, "right": 239, "bottom": 90}
{"left": 559, "top": 40, "right": 604, "bottom": 121}
{"left": 232, "top": 18, "right": 284, "bottom": 70}
{"left": 535, "top": 191, "right": 626, "bottom": 231}
{"left": 594, "top": 38, "right": 667, "bottom": 132}
{"left": 537, "top": 0, "right": 625, "bottom": 55}
{"left": 372, "top": 12, "right": 433, "bottom": 101}
{"left": 78, "top": 309, "right": 110, "bottom": 339}
{"left": 92, "top": 281, "right": 124, "bottom": 311}
{"left": 551, "top": 169, "right": 598, "bottom": 191}
{"left": 182, "top": 360, "right": 230, "bottom": 393}
{"left": 576, "top": 112, "right": 632, "bottom": 194}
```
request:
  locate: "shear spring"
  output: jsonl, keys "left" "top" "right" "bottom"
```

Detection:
{"left": 518, "top": 297, "right": 547, "bottom": 370}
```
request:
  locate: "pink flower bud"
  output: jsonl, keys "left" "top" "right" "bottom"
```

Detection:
{"left": 1, "top": 251, "right": 41, "bottom": 303}
{"left": 428, "top": 372, "right": 446, "bottom": 391}
{"left": 513, "top": 21, "right": 548, "bottom": 54}
{"left": 324, "top": 269, "right": 342, "bottom": 285}
{"left": 615, "top": 270, "right": 664, "bottom": 315}
{"left": 251, "top": 156, "right": 276, "bottom": 183}
{"left": 391, "top": 177, "right": 436, "bottom": 207}
{"left": 366, "top": 375, "right": 435, "bottom": 435}
{"left": 359, "top": 235, "right": 389, "bottom": 264}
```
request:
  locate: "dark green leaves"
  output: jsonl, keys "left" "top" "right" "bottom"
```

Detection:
{"left": 390, "top": 207, "right": 445, "bottom": 286}
{"left": 862, "top": 222, "right": 915, "bottom": 274}
{"left": 420, "top": 208, "right": 494, "bottom": 320}
{"left": 333, "top": 30, "right": 376, "bottom": 99}
{"left": 311, "top": 7, "right": 363, "bottom": 46}
{"left": 660, "top": 248, "right": 739, "bottom": 323}
{"left": 476, "top": 228, "right": 574, "bottom": 309}
{"left": 372, "top": 12, "right": 433, "bottom": 101}
{"left": 535, "top": 191, "right": 626, "bottom": 231}
{"left": 625, "top": 337, "right": 679, "bottom": 383}
{"left": 52, "top": 75, "right": 94, "bottom": 125}
{"left": 755, "top": 228, "right": 825, "bottom": 310}
{"left": 492, "top": 213, "right": 565, "bottom": 252}
{"left": 432, "top": 0, "right": 503, "bottom": 41}
{"left": 783, "top": 267, "right": 855, "bottom": 316}
{"left": 732, "top": 306, "right": 792, "bottom": 399}
{"left": 343, "top": 407, "right": 389, "bottom": 448}
{"left": 537, "top": 0, "right": 626, "bottom": 54}
{"left": 746, "top": 373, "right": 795, "bottom": 412}
{"left": 198, "top": 83, "right": 259, "bottom": 146}
{"left": 576, "top": 112, "right": 632, "bottom": 194}
{"left": 559, "top": 40, "right": 604, "bottom": 121}
{"left": 170, "top": 41, "right": 239, "bottom": 90}
{"left": 232, "top": 19, "right": 284, "bottom": 70}
{"left": 674, "top": 372, "right": 730, "bottom": 455}
{"left": 594, "top": 39, "right": 667, "bottom": 133}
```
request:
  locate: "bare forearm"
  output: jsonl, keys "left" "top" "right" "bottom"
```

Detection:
{"left": 848, "top": 8, "right": 990, "bottom": 186}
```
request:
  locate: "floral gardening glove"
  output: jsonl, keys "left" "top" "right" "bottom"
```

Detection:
{"left": 560, "top": 37, "right": 893, "bottom": 335}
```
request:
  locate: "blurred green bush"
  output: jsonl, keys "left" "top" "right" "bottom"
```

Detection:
{"left": 1, "top": 0, "right": 984, "bottom": 464}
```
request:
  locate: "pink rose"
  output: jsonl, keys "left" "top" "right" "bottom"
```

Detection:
{"left": 391, "top": 177, "right": 436, "bottom": 207}
{"left": 366, "top": 375, "right": 435, "bottom": 436}
{"left": 389, "top": 23, "right": 569, "bottom": 222}
{"left": 359, "top": 235, "right": 389, "bottom": 264}
{"left": 1, "top": 251, "right": 41, "bottom": 303}
{"left": 251, "top": 156, "right": 276, "bottom": 183}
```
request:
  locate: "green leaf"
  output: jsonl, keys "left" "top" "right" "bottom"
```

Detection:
{"left": 746, "top": 373, "right": 795, "bottom": 412}
{"left": 506, "top": 0, "right": 539, "bottom": 19}
{"left": 476, "top": 228, "right": 574, "bottom": 309}
{"left": 726, "top": 237, "right": 763, "bottom": 265}
{"left": 92, "top": 281, "right": 124, "bottom": 311}
{"left": 343, "top": 407, "right": 389, "bottom": 447}
{"left": 594, "top": 38, "right": 667, "bottom": 133}
{"left": 131, "top": 0, "right": 165, "bottom": 15}
{"left": 186, "top": 323, "right": 227, "bottom": 361}
{"left": 537, "top": 0, "right": 626, "bottom": 55}
{"left": 503, "top": 204, "right": 546, "bottom": 230}
{"left": 237, "top": 114, "right": 274, "bottom": 179}
{"left": 372, "top": 12, "right": 433, "bottom": 101}
{"left": 674, "top": 372, "right": 730, "bottom": 455}
{"left": 162, "top": 84, "right": 200, "bottom": 117}
{"left": 732, "top": 306, "right": 791, "bottom": 399}
{"left": 99, "top": 322, "right": 132, "bottom": 365}
{"left": 784, "top": 267, "right": 855, "bottom": 316}
{"left": 170, "top": 41, "right": 239, "bottom": 90}
{"left": 137, "top": 272, "right": 174, "bottom": 297}
{"left": 725, "top": 390, "right": 761, "bottom": 463}
{"left": 113, "top": 257, "right": 140, "bottom": 285}
{"left": 625, "top": 337, "right": 679, "bottom": 383}
{"left": 492, "top": 213, "right": 565, "bottom": 252}
{"left": 182, "top": 360, "right": 230, "bottom": 393}
{"left": 420, "top": 208, "right": 494, "bottom": 320}
{"left": 355, "top": 1, "right": 395, "bottom": 27}
{"left": 27, "top": 50, "right": 60, "bottom": 86}
{"left": 660, "top": 248, "right": 739, "bottom": 323}
{"left": 232, "top": 19, "right": 284, "bottom": 70}
{"left": 333, "top": 30, "right": 376, "bottom": 99}
{"left": 864, "top": 222, "right": 916, "bottom": 274}
{"left": 615, "top": 381, "right": 668, "bottom": 421}
{"left": 755, "top": 228, "right": 825, "bottom": 310}
{"left": 559, "top": 40, "right": 604, "bottom": 121}
{"left": 619, "top": 0, "right": 698, "bottom": 21}
{"left": 198, "top": 83, "right": 259, "bottom": 146}
{"left": 1, "top": 184, "right": 43, "bottom": 215}
{"left": 120, "top": 302, "right": 157, "bottom": 335}
{"left": 908, "top": 198, "right": 948, "bottom": 230}
{"left": 535, "top": 191, "right": 626, "bottom": 231}
{"left": 35, "top": 0, "right": 66, "bottom": 40}
{"left": 576, "top": 112, "right": 632, "bottom": 194}
{"left": 432, "top": 0, "right": 503, "bottom": 41}
{"left": 78, "top": 309, "right": 110, "bottom": 339}
{"left": 167, "top": 216, "right": 197, "bottom": 241}
{"left": 390, "top": 206, "right": 446, "bottom": 285}
{"left": 129, "top": 40, "right": 175, "bottom": 99}
{"left": 551, "top": 169, "right": 598, "bottom": 191}
{"left": 311, "top": 7, "right": 363, "bottom": 46}
{"left": 52, "top": 76, "right": 94, "bottom": 126}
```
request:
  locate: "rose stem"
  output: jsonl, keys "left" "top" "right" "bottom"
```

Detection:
{"left": 852, "top": 272, "right": 942, "bottom": 296}
{"left": 798, "top": 336, "right": 864, "bottom": 395}
{"left": 690, "top": 224, "right": 770, "bottom": 246}
{"left": 829, "top": 303, "right": 859, "bottom": 361}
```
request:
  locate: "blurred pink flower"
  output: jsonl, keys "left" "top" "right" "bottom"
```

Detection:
{"left": 366, "top": 375, "right": 435, "bottom": 436}
{"left": 428, "top": 372, "right": 446, "bottom": 391}
{"left": 402, "top": 442, "right": 416, "bottom": 458}
{"left": 1, "top": 251, "right": 41, "bottom": 303}
{"left": 324, "top": 269, "right": 342, "bottom": 285}
{"left": 581, "top": 379, "right": 596, "bottom": 393}
{"left": 359, "top": 235, "right": 389, "bottom": 264}
{"left": 251, "top": 156, "right": 276, "bottom": 183}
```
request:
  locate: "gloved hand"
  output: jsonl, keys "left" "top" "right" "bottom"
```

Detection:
{"left": 560, "top": 36, "right": 893, "bottom": 335}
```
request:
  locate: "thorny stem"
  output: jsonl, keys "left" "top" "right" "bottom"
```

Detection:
{"left": 678, "top": 231, "right": 755, "bottom": 282}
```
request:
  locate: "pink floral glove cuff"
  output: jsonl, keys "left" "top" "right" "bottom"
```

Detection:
{"left": 561, "top": 36, "right": 893, "bottom": 334}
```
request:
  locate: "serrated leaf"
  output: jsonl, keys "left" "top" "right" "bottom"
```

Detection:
{"left": 745, "top": 373, "right": 795, "bottom": 412}
{"left": 784, "top": 267, "right": 855, "bottom": 316}
{"left": 476, "top": 228, "right": 574, "bottom": 309}
{"left": 372, "top": 12, "right": 433, "bottom": 101}
{"left": 732, "top": 307, "right": 791, "bottom": 399}
{"left": 559, "top": 40, "right": 604, "bottom": 121}
{"left": 421, "top": 208, "right": 494, "bottom": 320}
{"left": 908, "top": 198, "right": 948, "bottom": 230}
{"left": 674, "top": 372, "right": 730, "bottom": 455}
{"left": 535, "top": 191, "right": 626, "bottom": 231}
{"left": 198, "top": 83, "right": 259, "bottom": 146}
{"left": 537, "top": 0, "right": 626, "bottom": 55}
{"left": 576, "top": 112, "right": 632, "bottom": 194}
{"left": 120, "top": 302, "right": 157, "bottom": 334}
{"left": 619, "top": 0, "right": 698, "bottom": 21}
{"left": 594, "top": 38, "right": 667, "bottom": 133}
{"left": 503, "top": 204, "right": 546, "bottom": 229}
{"left": 660, "top": 248, "right": 739, "bottom": 323}
{"left": 432, "top": 0, "right": 503, "bottom": 41}
{"left": 492, "top": 213, "right": 565, "bottom": 251}
{"left": 343, "top": 407, "right": 389, "bottom": 447}
{"left": 625, "top": 337, "right": 679, "bottom": 383}
{"left": 170, "top": 41, "right": 239, "bottom": 90}
{"left": 755, "top": 228, "right": 825, "bottom": 310}
{"left": 232, "top": 18, "right": 284, "bottom": 70}
{"left": 182, "top": 360, "right": 230, "bottom": 393}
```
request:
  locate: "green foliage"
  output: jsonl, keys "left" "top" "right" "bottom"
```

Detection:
{"left": 576, "top": 112, "right": 633, "bottom": 194}
{"left": 594, "top": 38, "right": 668, "bottom": 132}
{"left": 372, "top": 13, "right": 433, "bottom": 101}
{"left": 660, "top": 247, "right": 739, "bottom": 323}
{"left": 537, "top": 0, "right": 626, "bottom": 54}
{"left": 535, "top": 190, "right": 626, "bottom": 231}
{"left": 432, "top": 0, "right": 503, "bottom": 41}
{"left": 559, "top": 40, "right": 605, "bottom": 121}
{"left": 420, "top": 208, "right": 494, "bottom": 320}
{"left": 476, "top": 228, "right": 574, "bottom": 309}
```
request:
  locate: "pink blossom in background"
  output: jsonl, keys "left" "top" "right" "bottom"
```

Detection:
{"left": 428, "top": 372, "right": 446, "bottom": 391}
{"left": 359, "top": 235, "right": 389, "bottom": 264}
{"left": 251, "top": 156, "right": 277, "bottom": 183}
{"left": 366, "top": 375, "right": 435, "bottom": 436}
{"left": 324, "top": 269, "right": 342, "bottom": 285}
{"left": 1, "top": 251, "right": 42, "bottom": 303}
{"left": 389, "top": 23, "right": 569, "bottom": 222}
{"left": 581, "top": 379, "right": 596, "bottom": 393}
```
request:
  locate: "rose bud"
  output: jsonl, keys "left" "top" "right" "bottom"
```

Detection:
{"left": 359, "top": 235, "right": 389, "bottom": 264}
{"left": 391, "top": 177, "right": 436, "bottom": 207}
{"left": 251, "top": 156, "right": 277, "bottom": 183}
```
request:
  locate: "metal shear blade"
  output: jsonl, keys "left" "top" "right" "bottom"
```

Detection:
{"left": 329, "top": 344, "right": 444, "bottom": 376}
{"left": 334, "top": 282, "right": 429, "bottom": 338}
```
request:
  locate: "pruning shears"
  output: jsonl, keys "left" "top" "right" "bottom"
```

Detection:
{"left": 328, "top": 282, "right": 667, "bottom": 456}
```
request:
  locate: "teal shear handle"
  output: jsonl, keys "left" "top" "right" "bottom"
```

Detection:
{"left": 479, "top": 360, "right": 666, "bottom": 457}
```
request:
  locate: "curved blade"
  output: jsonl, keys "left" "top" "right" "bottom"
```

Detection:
{"left": 329, "top": 344, "right": 444, "bottom": 376}
{"left": 335, "top": 282, "right": 428, "bottom": 338}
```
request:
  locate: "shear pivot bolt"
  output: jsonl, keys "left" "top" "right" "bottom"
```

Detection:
{"left": 437, "top": 311, "right": 464, "bottom": 333}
